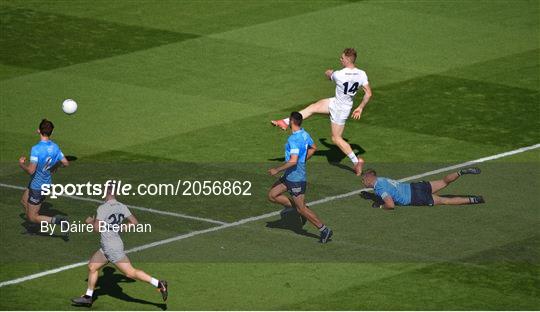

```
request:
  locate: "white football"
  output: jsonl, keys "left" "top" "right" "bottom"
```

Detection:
{"left": 62, "top": 99, "right": 78, "bottom": 115}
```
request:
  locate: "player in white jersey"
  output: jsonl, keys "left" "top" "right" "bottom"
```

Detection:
{"left": 71, "top": 186, "right": 168, "bottom": 307}
{"left": 271, "top": 48, "right": 372, "bottom": 175}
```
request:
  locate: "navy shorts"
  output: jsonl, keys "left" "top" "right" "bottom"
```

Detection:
{"left": 410, "top": 181, "right": 434, "bottom": 206}
{"left": 27, "top": 188, "right": 45, "bottom": 205}
{"left": 280, "top": 177, "right": 306, "bottom": 197}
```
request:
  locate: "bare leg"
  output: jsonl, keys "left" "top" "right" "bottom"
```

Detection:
{"left": 20, "top": 189, "right": 29, "bottom": 214}
{"left": 272, "top": 98, "right": 331, "bottom": 129}
{"left": 115, "top": 257, "right": 153, "bottom": 284}
{"left": 330, "top": 122, "right": 353, "bottom": 155}
{"left": 268, "top": 181, "right": 293, "bottom": 208}
{"left": 432, "top": 194, "right": 471, "bottom": 205}
{"left": 291, "top": 195, "right": 323, "bottom": 229}
{"left": 331, "top": 122, "right": 364, "bottom": 175}
{"left": 430, "top": 172, "right": 460, "bottom": 193}
{"left": 298, "top": 98, "right": 330, "bottom": 119}
{"left": 88, "top": 250, "right": 108, "bottom": 292}
{"left": 26, "top": 203, "right": 52, "bottom": 224}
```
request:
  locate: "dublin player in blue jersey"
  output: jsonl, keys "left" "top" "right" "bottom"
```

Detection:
{"left": 268, "top": 112, "right": 333, "bottom": 243}
{"left": 360, "top": 168, "right": 484, "bottom": 210}
{"left": 18, "top": 119, "right": 69, "bottom": 229}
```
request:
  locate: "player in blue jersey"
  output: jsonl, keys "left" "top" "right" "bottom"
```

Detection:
{"left": 18, "top": 119, "right": 69, "bottom": 229}
{"left": 268, "top": 112, "right": 333, "bottom": 243}
{"left": 360, "top": 168, "right": 485, "bottom": 210}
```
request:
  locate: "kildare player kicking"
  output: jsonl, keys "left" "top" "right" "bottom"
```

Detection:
{"left": 271, "top": 48, "right": 372, "bottom": 175}
{"left": 268, "top": 112, "right": 333, "bottom": 243}
{"left": 18, "top": 119, "right": 69, "bottom": 232}
{"left": 71, "top": 186, "right": 168, "bottom": 306}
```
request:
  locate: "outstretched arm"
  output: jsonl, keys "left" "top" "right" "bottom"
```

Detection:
{"left": 60, "top": 157, "right": 69, "bottom": 167}
{"left": 306, "top": 143, "right": 317, "bottom": 160}
{"left": 325, "top": 69, "right": 334, "bottom": 80}
{"left": 352, "top": 84, "right": 372, "bottom": 120}
{"left": 268, "top": 154, "right": 298, "bottom": 176}
{"left": 85, "top": 216, "right": 101, "bottom": 233}
{"left": 126, "top": 215, "right": 139, "bottom": 225}
{"left": 50, "top": 156, "right": 70, "bottom": 174}
{"left": 381, "top": 196, "right": 395, "bottom": 210}
{"left": 18, "top": 157, "right": 37, "bottom": 175}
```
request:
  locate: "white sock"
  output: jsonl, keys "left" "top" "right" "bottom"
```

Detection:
{"left": 85, "top": 289, "right": 93, "bottom": 297}
{"left": 150, "top": 277, "right": 159, "bottom": 287}
{"left": 347, "top": 152, "right": 359, "bottom": 164}
{"left": 283, "top": 118, "right": 290, "bottom": 125}
{"left": 318, "top": 225, "right": 327, "bottom": 232}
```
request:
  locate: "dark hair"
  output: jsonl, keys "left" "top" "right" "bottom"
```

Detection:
{"left": 39, "top": 119, "right": 54, "bottom": 136}
{"left": 361, "top": 168, "right": 377, "bottom": 177}
{"left": 289, "top": 111, "right": 303, "bottom": 126}
{"left": 106, "top": 182, "right": 116, "bottom": 196}
{"left": 343, "top": 48, "right": 357, "bottom": 63}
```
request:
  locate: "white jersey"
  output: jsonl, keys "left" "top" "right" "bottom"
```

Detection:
{"left": 330, "top": 67, "right": 369, "bottom": 107}
{"left": 96, "top": 199, "right": 132, "bottom": 245}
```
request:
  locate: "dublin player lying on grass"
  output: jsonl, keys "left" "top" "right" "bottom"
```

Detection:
{"left": 360, "top": 168, "right": 485, "bottom": 209}
{"left": 71, "top": 185, "right": 167, "bottom": 307}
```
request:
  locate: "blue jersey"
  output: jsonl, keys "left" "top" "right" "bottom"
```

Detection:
{"left": 284, "top": 128, "right": 314, "bottom": 182}
{"left": 373, "top": 177, "right": 411, "bottom": 206}
{"left": 28, "top": 140, "right": 64, "bottom": 190}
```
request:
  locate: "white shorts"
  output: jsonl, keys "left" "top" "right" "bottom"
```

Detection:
{"left": 100, "top": 239, "right": 126, "bottom": 263}
{"left": 328, "top": 98, "right": 352, "bottom": 126}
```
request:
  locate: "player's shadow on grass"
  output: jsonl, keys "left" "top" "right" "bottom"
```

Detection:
{"left": 268, "top": 138, "right": 365, "bottom": 174}
{"left": 19, "top": 202, "right": 69, "bottom": 241}
{"left": 85, "top": 267, "right": 167, "bottom": 310}
{"left": 316, "top": 138, "right": 365, "bottom": 173}
{"left": 266, "top": 210, "right": 319, "bottom": 240}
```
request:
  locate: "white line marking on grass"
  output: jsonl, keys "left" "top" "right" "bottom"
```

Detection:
{"left": 397, "top": 143, "right": 540, "bottom": 183}
{"left": 0, "top": 261, "right": 88, "bottom": 288}
{"left": 0, "top": 212, "right": 278, "bottom": 288}
{"left": 312, "top": 143, "right": 540, "bottom": 204}
{"left": 1, "top": 143, "right": 538, "bottom": 288}
{"left": 0, "top": 183, "right": 227, "bottom": 226}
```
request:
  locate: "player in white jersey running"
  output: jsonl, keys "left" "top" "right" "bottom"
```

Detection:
{"left": 271, "top": 48, "right": 372, "bottom": 175}
{"left": 71, "top": 186, "right": 168, "bottom": 307}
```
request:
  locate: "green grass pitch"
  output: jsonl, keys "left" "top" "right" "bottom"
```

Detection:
{"left": 1, "top": 0, "right": 539, "bottom": 310}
